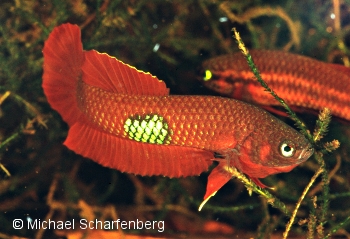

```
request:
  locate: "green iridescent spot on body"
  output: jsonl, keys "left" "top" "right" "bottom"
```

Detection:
{"left": 123, "top": 114, "right": 170, "bottom": 144}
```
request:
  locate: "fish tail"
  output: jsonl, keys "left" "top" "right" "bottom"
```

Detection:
{"left": 42, "top": 23, "right": 84, "bottom": 126}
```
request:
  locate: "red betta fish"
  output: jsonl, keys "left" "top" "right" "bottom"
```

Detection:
{"left": 42, "top": 24, "right": 313, "bottom": 208}
{"left": 201, "top": 50, "right": 350, "bottom": 121}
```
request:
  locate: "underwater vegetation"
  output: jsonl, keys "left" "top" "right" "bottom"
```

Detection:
{"left": 1, "top": 0, "right": 350, "bottom": 238}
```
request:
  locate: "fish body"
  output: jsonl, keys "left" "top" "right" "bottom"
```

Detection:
{"left": 201, "top": 50, "right": 350, "bottom": 121}
{"left": 42, "top": 24, "right": 313, "bottom": 204}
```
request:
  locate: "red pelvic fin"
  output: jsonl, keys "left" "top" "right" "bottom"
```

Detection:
{"left": 82, "top": 50, "right": 169, "bottom": 96}
{"left": 250, "top": 177, "right": 268, "bottom": 188}
{"left": 198, "top": 165, "right": 268, "bottom": 210}
{"left": 64, "top": 121, "right": 213, "bottom": 178}
{"left": 199, "top": 163, "right": 231, "bottom": 211}
{"left": 42, "top": 23, "right": 84, "bottom": 126}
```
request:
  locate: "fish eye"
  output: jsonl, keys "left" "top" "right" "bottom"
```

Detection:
{"left": 279, "top": 141, "right": 295, "bottom": 158}
{"left": 203, "top": 69, "right": 213, "bottom": 81}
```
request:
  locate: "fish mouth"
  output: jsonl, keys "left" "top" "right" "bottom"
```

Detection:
{"left": 298, "top": 145, "right": 314, "bottom": 160}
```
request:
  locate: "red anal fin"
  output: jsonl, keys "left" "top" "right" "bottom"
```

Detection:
{"left": 64, "top": 122, "right": 213, "bottom": 178}
{"left": 82, "top": 50, "right": 169, "bottom": 96}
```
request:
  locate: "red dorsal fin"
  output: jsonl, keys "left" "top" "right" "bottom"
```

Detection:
{"left": 82, "top": 50, "right": 169, "bottom": 96}
{"left": 64, "top": 121, "right": 213, "bottom": 177}
{"left": 42, "top": 23, "right": 84, "bottom": 126}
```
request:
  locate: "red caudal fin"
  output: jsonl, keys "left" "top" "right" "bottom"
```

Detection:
{"left": 82, "top": 50, "right": 169, "bottom": 95}
{"left": 42, "top": 23, "right": 84, "bottom": 126}
{"left": 64, "top": 122, "right": 212, "bottom": 177}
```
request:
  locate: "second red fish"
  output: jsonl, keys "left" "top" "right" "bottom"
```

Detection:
{"left": 201, "top": 50, "right": 350, "bottom": 121}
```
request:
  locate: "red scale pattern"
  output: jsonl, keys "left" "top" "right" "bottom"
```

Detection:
{"left": 79, "top": 81, "right": 260, "bottom": 151}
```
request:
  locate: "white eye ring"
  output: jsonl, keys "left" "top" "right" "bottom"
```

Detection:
{"left": 280, "top": 142, "right": 295, "bottom": 158}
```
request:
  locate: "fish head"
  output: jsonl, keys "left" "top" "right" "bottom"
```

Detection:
{"left": 199, "top": 54, "right": 249, "bottom": 95}
{"left": 199, "top": 67, "right": 257, "bottom": 102}
{"left": 199, "top": 66, "right": 235, "bottom": 96}
{"left": 225, "top": 115, "right": 314, "bottom": 179}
